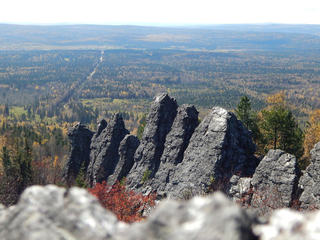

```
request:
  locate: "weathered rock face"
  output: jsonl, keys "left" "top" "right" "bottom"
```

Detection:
{"left": 229, "top": 150, "right": 301, "bottom": 215}
{"left": 149, "top": 104, "right": 199, "bottom": 195}
{"left": 299, "top": 142, "right": 320, "bottom": 209}
{"left": 251, "top": 150, "right": 300, "bottom": 210}
{"left": 63, "top": 94, "right": 259, "bottom": 200}
{"left": 0, "top": 185, "right": 119, "bottom": 240}
{"left": 62, "top": 123, "right": 94, "bottom": 184}
{"left": 107, "top": 134, "right": 140, "bottom": 185}
{"left": 126, "top": 93, "right": 178, "bottom": 189}
{"left": 160, "top": 104, "right": 199, "bottom": 166}
{"left": 87, "top": 113, "right": 129, "bottom": 185}
{"left": 165, "top": 106, "right": 257, "bottom": 198}
{"left": 92, "top": 118, "right": 108, "bottom": 142}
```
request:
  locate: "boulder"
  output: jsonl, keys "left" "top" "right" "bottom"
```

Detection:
{"left": 251, "top": 149, "right": 301, "bottom": 215}
{"left": 299, "top": 142, "right": 320, "bottom": 209}
{"left": 164, "top": 106, "right": 257, "bottom": 198}
{"left": 87, "top": 113, "right": 129, "bottom": 185}
{"left": 62, "top": 123, "right": 94, "bottom": 184}
{"left": 229, "top": 150, "right": 301, "bottom": 215}
{"left": 251, "top": 150, "right": 301, "bottom": 212}
{"left": 0, "top": 185, "right": 119, "bottom": 240}
{"left": 107, "top": 134, "right": 140, "bottom": 185}
{"left": 229, "top": 175, "right": 253, "bottom": 204}
{"left": 126, "top": 93, "right": 178, "bottom": 189}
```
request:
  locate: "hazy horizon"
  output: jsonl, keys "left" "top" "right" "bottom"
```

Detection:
{"left": 1, "top": 0, "right": 320, "bottom": 26}
{"left": 2, "top": 22, "right": 320, "bottom": 27}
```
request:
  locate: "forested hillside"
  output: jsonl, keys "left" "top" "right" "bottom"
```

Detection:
{"left": 0, "top": 24, "right": 320, "bottom": 205}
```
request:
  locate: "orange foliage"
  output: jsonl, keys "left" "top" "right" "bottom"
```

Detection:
{"left": 88, "top": 180, "right": 156, "bottom": 223}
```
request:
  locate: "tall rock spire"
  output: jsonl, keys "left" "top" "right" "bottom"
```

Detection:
{"left": 126, "top": 93, "right": 178, "bottom": 189}
{"left": 87, "top": 113, "right": 129, "bottom": 185}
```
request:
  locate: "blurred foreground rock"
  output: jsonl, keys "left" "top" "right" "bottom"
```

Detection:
{"left": 253, "top": 208, "right": 320, "bottom": 240}
{"left": 2, "top": 185, "right": 320, "bottom": 240}
{"left": 116, "top": 191, "right": 258, "bottom": 240}
{"left": 0, "top": 185, "right": 119, "bottom": 240}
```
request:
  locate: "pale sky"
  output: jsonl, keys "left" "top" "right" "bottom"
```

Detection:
{"left": 1, "top": 0, "right": 320, "bottom": 25}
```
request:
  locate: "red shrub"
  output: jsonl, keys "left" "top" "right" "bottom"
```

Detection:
{"left": 88, "top": 180, "right": 156, "bottom": 223}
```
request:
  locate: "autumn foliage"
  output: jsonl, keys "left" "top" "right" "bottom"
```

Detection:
{"left": 88, "top": 180, "right": 156, "bottom": 223}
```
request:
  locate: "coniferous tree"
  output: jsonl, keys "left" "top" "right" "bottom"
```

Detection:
{"left": 235, "top": 95, "right": 261, "bottom": 146}
{"left": 235, "top": 95, "right": 252, "bottom": 129}
{"left": 260, "top": 105, "right": 303, "bottom": 158}
{"left": 0, "top": 146, "right": 20, "bottom": 206}
{"left": 1, "top": 146, "right": 12, "bottom": 176}
{"left": 16, "top": 138, "right": 33, "bottom": 194}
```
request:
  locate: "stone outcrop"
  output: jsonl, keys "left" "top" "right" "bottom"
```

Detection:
{"left": 107, "top": 134, "right": 140, "bottom": 185}
{"left": 62, "top": 123, "right": 94, "bottom": 184}
{"left": 299, "top": 142, "right": 320, "bottom": 209}
{"left": 251, "top": 150, "right": 300, "bottom": 210}
{"left": 126, "top": 93, "right": 178, "bottom": 189}
{"left": 87, "top": 113, "right": 129, "bottom": 185}
{"left": 164, "top": 106, "right": 257, "bottom": 198}
{"left": 63, "top": 93, "right": 259, "bottom": 199}
{"left": 229, "top": 149, "right": 301, "bottom": 215}
{"left": 150, "top": 104, "right": 199, "bottom": 195}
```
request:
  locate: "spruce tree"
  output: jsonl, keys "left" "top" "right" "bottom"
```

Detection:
{"left": 260, "top": 105, "right": 303, "bottom": 158}
{"left": 235, "top": 95, "right": 261, "bottom": 144}
{"left": 1, "top": 146, "right": 12, "bottom": 176}
{"left": 235, "top": 95, "right": 252, "bottom": 129}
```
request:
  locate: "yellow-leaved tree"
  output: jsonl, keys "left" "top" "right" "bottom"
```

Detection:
{"left": 266, "top": 90, "right": 287, "bottom": 107}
